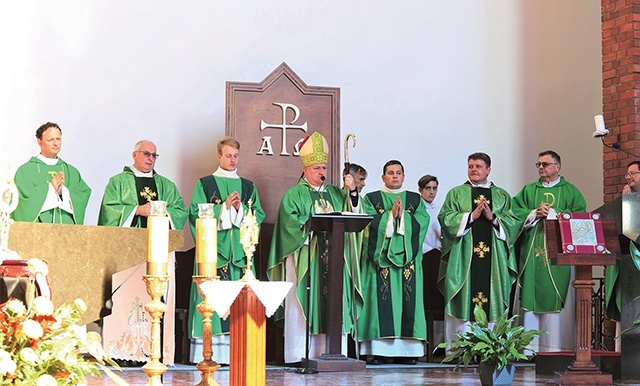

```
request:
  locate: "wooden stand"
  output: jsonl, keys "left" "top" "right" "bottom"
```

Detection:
{"left": 230, "top": 286, "right": 266, "bottom": 386}
{"left": 545, "top": 219, "right": 619, "bottom": 386}
{"left": 307, "top": 213, "right": 371, "bottom": 372}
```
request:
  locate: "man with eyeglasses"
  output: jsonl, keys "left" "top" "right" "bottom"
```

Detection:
{"left": 512, "top": 150, "right": 586, "bottom": 352}
{"left": 12, "top": 122, "right": 91, "bottom": 224}
{"left": 98, "top": 140, "right": 188, "bottom": 229}
{"left": 438, "top": 152, "right": 520, "bottom": 347}
{"left": 622, "top": 161, "right": 640, "bottom": 194}
{"left": 188, "top": 136, "right": 265, "bottom": 365}
{"left": 604, "top": 161, "right": 640, "bottom": 324}
{"left": 97, "top": 139, "right": 188, "bottom": 366}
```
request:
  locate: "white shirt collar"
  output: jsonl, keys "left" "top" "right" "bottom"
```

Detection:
{"left": 37, "top": 154, "right": 58, "bottom": 166}
{"left": 542, "top": 177, "right": 561, "bottom": 188}
{"left": 468, "top": 180, "right": 492, "bottom": 188}
{"left": 130, "top": 165, "right": 154, "bottom": 178}
{"left": 213, "top": 167, "right": 239, "bottom": 179}
{"left": 382, "top": 186, "right": 405, "bottom": 194}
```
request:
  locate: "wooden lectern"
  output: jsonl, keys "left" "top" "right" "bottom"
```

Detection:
{"left": 302, "top": 213, "right": 372, "bottom": 372}
{"left": 545, "top": 219, "right": 619, "bottom": 386}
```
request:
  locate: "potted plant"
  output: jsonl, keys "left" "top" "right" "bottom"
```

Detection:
{"left": 436, "top": 305, "right": 546, "bottom": 386}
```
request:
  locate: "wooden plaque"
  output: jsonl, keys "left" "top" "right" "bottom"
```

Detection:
{"left": 226, "top": 62, "right": 340, "bottom": 223}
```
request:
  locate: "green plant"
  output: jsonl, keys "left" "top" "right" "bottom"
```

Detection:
{"left": 619, "top": 295, "right": 640, "bottom": 336}
{"left": 436, "top": 305, "right": 546, "bottom": 370}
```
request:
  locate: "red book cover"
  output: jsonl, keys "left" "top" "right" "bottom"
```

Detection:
{"left": 557, "top": 212, "right": 607, "bottom": 254}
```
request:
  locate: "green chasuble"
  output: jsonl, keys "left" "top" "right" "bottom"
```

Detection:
{"left": 267, "top": 179, "right": 361, "bottom": 336}
{"left": 188, "top": 174, "right": 264, "bottom": 339}
{"left": 357, "top": 189, "right": 429, "bottom": 342}
{"left": 12, "top": 156, "right": 91, "bottom": 224}
{"left": 438, "top": 182, "right": 520, "bottom": 322}
{"left": 512, "top": 177, "right": 586, "bottom": 313}
{"left": 97, "top": 167, "right": 188, "bottom": 230}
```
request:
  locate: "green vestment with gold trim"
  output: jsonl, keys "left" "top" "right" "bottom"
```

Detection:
{"left": 438, "top": 182, "right": 519, "bottom": 322}
{"left": 267, "top": 178, "right": 361, "bottom": 336}
{"left": 98, "top": 166, "right": 188, "bottom": 229}
{"left": 12, "top": 157, "right": 91, "bottom": 224}
{"left": 187, "top": 175, "right": 264, "bottom": 338}
{"left": 512, "top": 177, "right": 586, "bottom": 313}
{"left": 357, "top": 190, "right": 429, "bottom": 342}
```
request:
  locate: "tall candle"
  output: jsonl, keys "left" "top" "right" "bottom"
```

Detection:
{"left": 196, "top": 217, "right": 217, "bottom": 276}
{"left": 147, "top": 215, "right": 169, "bottom": 275}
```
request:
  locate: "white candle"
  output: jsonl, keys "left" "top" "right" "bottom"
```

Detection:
{"left": 147, "top": 215, "right": 169, "bottom": 275}
{"left": 196, "top": 217, "right": 217, "bottom": 276}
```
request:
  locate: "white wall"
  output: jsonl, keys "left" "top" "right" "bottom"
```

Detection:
{"left": 0, "top": 1, "right": 603, "bottom": 249}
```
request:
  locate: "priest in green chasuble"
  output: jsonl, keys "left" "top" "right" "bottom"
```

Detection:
{"left": 187, "top": 136, "right": 264, "bottom": 364}
{"left": 98, "top": 140, "right": 188, "bottom": 229}
{"left": 512, "top": 150, "right": 585, "bottom": 352}
{"left": 605, "top": 160, "right": 640, "bottom": 329}
{"left": 97, "top": 140, "right": 187, "bottom": 364}
{"left": 267, "top": 132, "right": 361, "bottom": 364}
{"left": 357, "top": 160, "right": 429, "bottom": 365}
{"left": 12, "top": 122, "right": 91, "bottom": 224}
{"left": 438, "top": 152, "right": 519, "bottom": 344}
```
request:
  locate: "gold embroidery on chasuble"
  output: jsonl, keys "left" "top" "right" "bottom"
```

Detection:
{"left": 534, "top": 246, "right": 549, "bottom": 267}
{"left": 208, "top": 190, "right": 222, "bottom": 205}
{"left": 474, "top": 241, "right": 490, "bottom": 258}
{"left": 473, "top": 195, "right": 490, "bottom": 205}
{"left": 543, "top": 192, "right": 556, "bottom": 207}
{"left": 47, "top": 170, "right": 59, "bottom": 182}
{"left": 473, "top": 291, "right": 488, "bottom": 308}
{"left": 140, "top": 186, "right": 157, "bottom": 202}
{"left": 378, "top": 267, "right": 390, "bottom": 300}
{"left": 403, "top": 263, "right": 414, "bottom": 301}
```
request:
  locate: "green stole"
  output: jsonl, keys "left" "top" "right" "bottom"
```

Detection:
{"left": 470, "top": 186, "right": 493, "bottom": 315}
{"left": 199, "top": 175, "right": 254, "bottom": 207}
{"left": 132, "top": 176, "right": 158, "bottom": 228}
{"left": 366, "top": 190, "right": 422, "bottom": 337}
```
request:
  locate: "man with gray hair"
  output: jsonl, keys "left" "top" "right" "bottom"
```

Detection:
{"left": 97, "top": 139, "right": 188, "bottom": 366}
{"left": 98, "top": 140, "right": 188, "bottom": 229}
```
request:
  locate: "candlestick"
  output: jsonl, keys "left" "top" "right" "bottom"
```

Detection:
{"left": 142, "top": 275, "right": 170, "bottom": 385}
{"left": 147, "top": 215, "right": 169, "bottom": 276}
{"left": 196, "top": 217, "right": 217, "bottom": 277}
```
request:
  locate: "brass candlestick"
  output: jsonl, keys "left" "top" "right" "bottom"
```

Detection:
{"left": 142, "top": 275, "right": 170, "bottom": 386}
{"left": 193, "top": 275, "right": 221, "bottom": 386}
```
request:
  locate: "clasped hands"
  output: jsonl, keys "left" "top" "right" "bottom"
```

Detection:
{"left": 535, "top": 202, "right": 551, "bottom": 219}
{"left": 50, "top": 171, "right": 64, "bottom": 196}
{"left": 471, "top": 197, "right": 494, "bottom": 222}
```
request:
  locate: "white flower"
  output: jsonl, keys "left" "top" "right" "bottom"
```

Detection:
{"left": 0, "top": 349, "right": 17, "bottom": 376}
{"left": 28, "top": 258, "right": 49, "bottom": 276}
{"left": 32, "top": 296, "right": 54, "bottom": 316}
{"left": 23, "top": 319, "right": 44, "bottom": 339}
{"left": 61, "top": 352, "right": 78, "bottom": 367}
{"left": 19, "top": 347, "right": 39, "bottom": 364}
{"left": 36, "top": 374, "right": 57, "bottom": 386}
{"left": 4, "top": 299, "right": 26, "bottom": 317}
{"left": 74, "top": 298, "right": 87, "bottom": 313}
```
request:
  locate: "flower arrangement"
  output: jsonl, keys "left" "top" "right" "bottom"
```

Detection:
{"left": 0, "top": 296, "right": 125, "bottom": 385}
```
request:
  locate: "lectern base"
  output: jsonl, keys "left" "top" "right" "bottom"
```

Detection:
{"left": 301, "top": 355, "right": 366, "bottom": 372}
{"left": 554, "top": 370, "right": 612, "bottom": 385}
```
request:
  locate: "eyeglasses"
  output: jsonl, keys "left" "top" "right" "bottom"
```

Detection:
{"left": 535, "top": 162, "right": 558, "bottom": 168}
{"left": 625, "top": 171, "right": 640, "bottom": 178}
{"left": 136, "top": 151, "right": 159, "bottom": 159}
